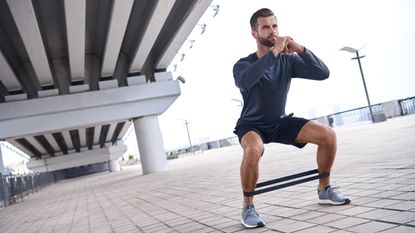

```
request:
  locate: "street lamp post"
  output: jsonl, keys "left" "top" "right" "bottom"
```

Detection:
{"left": 180, "top": 119, "right": 192, "bottom": 151}
{"left": 340, "top": 46, "right": 374, "bottom": 123}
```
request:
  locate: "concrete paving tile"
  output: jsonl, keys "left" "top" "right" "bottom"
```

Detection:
{"left": 190, "top": 212, "right": 218, "bottom": 222}
{"left": 233, "top": 227, "right": 271, "bottom": 232}
{"left": 385, "top": 201, "right": 415, "bottom": 211}
{"left": 307, "top": 213, "right": 346, "bottom": 224}
{"left": 222, "top": 223, "right": 247, "bottom": 233}
{"left": 140, "top": 223, "right": 172, "bottom": 233}
{"left": 70, "top": 227, "right": 91, "bottom": 233}
{"left": 199, "top": 216, "right": 234, "bottom": 226}
{"left": 302, "top": 203, "right": 335, "bottom": 211}
{"left": 355, "top": 209, "right": 401, "bottom": 220}
{"left": 213, "top": 219, "right": 241, "bottom": 231}
{"left": 276, "top": 208, "right": 309, "bottom": 218}
{"left": 325, "top": 216, "right": 369, "bottom": 229}
{"left": 392, "top": 192, "right": 415, "bottom": 200}
{"left": 295, "top": 225, "right": 338, "bottom": 233}
{"left": 335, "top": 206, "right": 375, "bottom": 216}
{"left": 395, "top": 184, "right": 415, "bottom": 192}
{"left": 289, "top": 200, "right": 317, "bottom": 208}
{"left": 174, "top": 222, "right": 210, "bottom": 233}
{"left": 259, "top": 214, "right": 282, "bottom": 224}
{"left": 290, "top": 210, "right": 326, "bottom": 221}
{"left": 89, "top": 225, "right": 114, "bottom": 233}
{"left": 380, "top": 225, "right": 415, "bottom": 233}
{"left": 329, "top": 230, "right": 352, "bottom": 233}
{"left": 208, "top": 219, "right": 241, "bottom": 229}
{"left": 266, "top": 218, "right": 316, "bottom": 232}
{"left": 346, "top": 221, "right": 397, "bottom": 233}
{"left": 315, "top": 204, "right": 354, "bottom": 214}
{"left": 112, "top": 224, "right": 141, "bottom": 233}
{"left": 371, "top": 190, "right": 406, "bottom": 199}
{"left": 260, "top": 205, "right": 306, "bottom": 218}
{"left": 351, "top": 189, "right": 384, "bottom": 198}
{"left": 363, "top": 199, "right": 403, "bottom": 208}
{"left": 379, "top": 211, "right": 415, "bottom": 224}
{"left": 162, "top": 217, "right": 193, "bottom": 227}
{"left": 352, "top": 196, "right": 381, "bottom": 205}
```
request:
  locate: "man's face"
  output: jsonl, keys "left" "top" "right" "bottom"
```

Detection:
{"left": 253, "top": 16, "right": 279, "bottom": 47}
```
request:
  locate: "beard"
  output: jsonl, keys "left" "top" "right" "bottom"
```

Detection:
{"left": 258, "top": 35, "right": 275, "bottom": 47}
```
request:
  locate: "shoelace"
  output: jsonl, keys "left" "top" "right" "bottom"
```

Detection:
{"left": 330, "top": 182, "right": 342, "bottom": 192}
{"left": 246, "top": 205, "right": 259, "bottom": 218}
{"left": 318, "top": 182, "right": 342, "bottom": 193}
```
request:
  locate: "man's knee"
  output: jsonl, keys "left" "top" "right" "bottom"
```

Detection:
{"left": 320, "top": 126, "right": 336, "bottom": 146}
{"left": 241, "top": 131, "right": 264, "bottom": 160}
{"left": 244, "top": 144, "right": 263, "bottom": 161}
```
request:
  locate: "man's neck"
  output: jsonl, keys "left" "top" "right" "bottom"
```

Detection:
{"left": 256, "top": 45, "right": 271, "bottom": 58}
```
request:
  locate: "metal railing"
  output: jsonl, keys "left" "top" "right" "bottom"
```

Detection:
{"left": 399, "top": 97, "right": 415, "bottom": 115}
{"left": 313, "top": 96, "right": 415, "bottom": 127}
{"left": 327, "top": 104, "right": 384, "bottom": 127}
{"left": 0, "top": 172, "right": 56, "bottom": 208}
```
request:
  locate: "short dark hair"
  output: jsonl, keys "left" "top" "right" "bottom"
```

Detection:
{"left": 250, "top": 8, "right": 276, "bottom": 31}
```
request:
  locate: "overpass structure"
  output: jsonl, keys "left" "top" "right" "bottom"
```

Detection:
{"left": 0, "top": 0, "right": 213, "bottom": 175}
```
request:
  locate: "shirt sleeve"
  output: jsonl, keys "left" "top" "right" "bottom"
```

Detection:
{"left": 233, "top": 51, "right": 278, "bottom": 91}
{"left": 291, "top": 47, "right": 330, "bottom": 80}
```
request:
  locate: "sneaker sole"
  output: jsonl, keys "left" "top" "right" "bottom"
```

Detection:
{"left": 241, "top": 219, "right": 266, "bottom": 228}
{"left": 318, "top": 198, "right": 351, "bottom": 205}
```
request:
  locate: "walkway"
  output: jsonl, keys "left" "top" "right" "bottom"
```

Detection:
{"left": 1, "top": 115, "right": 414, "bottom": 232}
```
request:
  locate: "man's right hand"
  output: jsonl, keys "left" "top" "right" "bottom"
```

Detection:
{"left": 271, "top": 36, "right": 290, "bottom": 56}
{"left": 271, "top": 36, "right": 305, "bottom": 56}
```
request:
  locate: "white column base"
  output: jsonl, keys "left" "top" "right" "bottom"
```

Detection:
{"left": 133, "top": 115, "right": 167, "bottom": 174}
{"left": 108, "top": 159, "right": 121, "bottom": 172}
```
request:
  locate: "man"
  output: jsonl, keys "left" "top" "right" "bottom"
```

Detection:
{"left": 233, "top": 8, "right": 351, "bottom": 228}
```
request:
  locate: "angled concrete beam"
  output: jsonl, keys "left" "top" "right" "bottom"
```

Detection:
{"left": 44, "top": 133, "right": 61, "bottom": 153}
{"left": 11, "top": 139, "right": 32, "bottom": 156}
{"left": 115, "top": 121, "right": 131, "bottom": 143}
{"left": 78, "top": 127, "right": 86, "bottom": 149}
{"left": 25, "top": 136, "right": 47, "bottom": 155}
{"left": 156, "top": 0, "right": 212, "bottom": 69}
{"left": 106, "top": 123, "right": 117, "bottom": 143}
{"left": 64, "top": 0, "right": 86, "bottom": 81}
{"left": 130, "top": 0, "right": 175, "bottom": 72}
{"left": 6, "top": 0, "right": 54, "bottom": 86}
{"left": 62, "top": 131, "right": 74, "bottom": 151}
{"left": 93, "top": 126, "right": 101, "bottom": 145}
{"left": 0, "top": 51, "right": 20, "bottom": 91}
{"left": 101, "top": 0, "right": 134, "bottom": 77}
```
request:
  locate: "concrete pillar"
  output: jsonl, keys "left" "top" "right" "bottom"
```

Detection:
{"left": 133, "top": 115, "right": 167, "bottom": 174}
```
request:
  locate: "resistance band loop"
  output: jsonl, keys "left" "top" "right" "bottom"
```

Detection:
{"left": 243, "top": 169, "right": 330, "bottom": 197}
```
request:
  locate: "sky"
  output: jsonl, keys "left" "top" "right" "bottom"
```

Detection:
{"left": 136, "top": 0, "right": 415, "bottom": 151}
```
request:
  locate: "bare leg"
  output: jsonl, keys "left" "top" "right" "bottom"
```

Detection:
{"left": 240, "top": 131, "right": 264, "bottom": 204}
{"left": 296, "top": 121, "right": 337, "bottom": 188}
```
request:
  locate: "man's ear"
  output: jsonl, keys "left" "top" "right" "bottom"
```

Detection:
{"left": 251, "top": 30, "right": 257, "bottom": 39}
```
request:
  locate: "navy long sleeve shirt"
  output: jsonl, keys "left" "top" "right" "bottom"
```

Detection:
{"left": 233, "top": 48, "right": 330, "bottom": 128}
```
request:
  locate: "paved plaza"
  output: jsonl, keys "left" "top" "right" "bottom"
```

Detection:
{"left": 1, "top": 115, "right": 414, "bottom": 233}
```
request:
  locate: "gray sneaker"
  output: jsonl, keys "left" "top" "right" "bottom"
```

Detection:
{"left": 241, "top": 204, "right": 265, "bottom": 228}
{"left": 318, "top": 184, "right": 351, "bottom": 205}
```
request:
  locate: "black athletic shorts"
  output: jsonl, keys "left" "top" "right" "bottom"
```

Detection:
{"left": 234, "top": 115, "right": 309, "bottom": 149}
